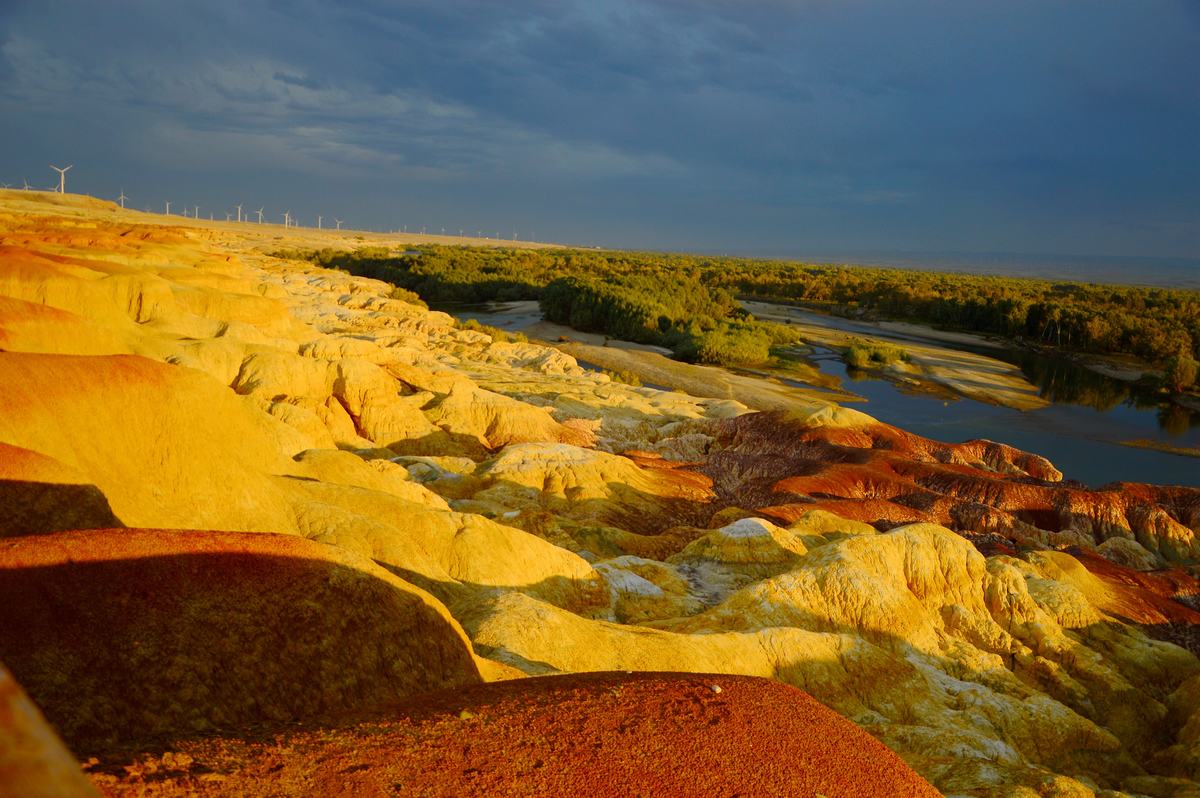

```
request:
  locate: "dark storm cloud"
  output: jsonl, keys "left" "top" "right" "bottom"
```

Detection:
{"left": 0, "top": 0, "right": 1196, "bottom": 255}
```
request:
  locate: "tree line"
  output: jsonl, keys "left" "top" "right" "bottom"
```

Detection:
{"left": 282, "top": 246, "right": 1200, "bottom": 389}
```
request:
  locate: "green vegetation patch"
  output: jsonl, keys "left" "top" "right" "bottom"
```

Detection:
{"left": 458, "top": 318, "right": 528, "bottom": 344}
{"left": 844, "top": 339, "right": 911, "bottom": 369}
{"left": 281, "top": 244, "right": 1198, "bottom": 390}
{"left": 601, "top": 369, "right": 642, "bottom": 387}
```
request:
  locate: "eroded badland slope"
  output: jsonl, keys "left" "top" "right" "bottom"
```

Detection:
{"left": 1, "top": 191, "right": 1199, "bottom": 797}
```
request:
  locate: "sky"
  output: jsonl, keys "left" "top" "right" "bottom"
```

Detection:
{"left": 0, "top": 0, "right": 1197, "bottom": 259}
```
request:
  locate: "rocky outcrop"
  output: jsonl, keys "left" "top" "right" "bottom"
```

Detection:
{"left": 463, "top": 521, "right": 1200, "bottom": 794}
{"left": 0, "top": 352, "right": 302, "bottom": 533}
{"left": 706, "top": 409, "right": 1200, "bottom": 568}
{"left": 467, "top": 443, "right": 714, "bottom": 533}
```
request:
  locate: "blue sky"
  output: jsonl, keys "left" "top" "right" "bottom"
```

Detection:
{"left": 1, "top": 1, "right": 1197, "bottom": 258}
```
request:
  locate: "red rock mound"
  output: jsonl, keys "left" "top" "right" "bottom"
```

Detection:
{"left": 1070, "top": 547, "right": 1200, "bottom": 653}
{"left": 0, "top": 529, "right": 481, "bottom": 756}
{"left": 89, "top": 672, "right": 941, "bottom": 798}
{"left": 705, "top": 411, "right": 1200, "bottom": 563}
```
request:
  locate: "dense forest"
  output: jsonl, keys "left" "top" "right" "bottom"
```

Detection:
{"left": 715, "top": 262, "right": 1200, "bottom": 388}
{"left": 285, "top": 246, "right": 1200, "bottom": 388}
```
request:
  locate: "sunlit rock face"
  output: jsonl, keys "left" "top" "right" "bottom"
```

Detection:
{"left": 0, "top": 193, "right": 1198, "bottom": 797}
{"left": 705, "top": 409, "right": 1200, "bottom": 570}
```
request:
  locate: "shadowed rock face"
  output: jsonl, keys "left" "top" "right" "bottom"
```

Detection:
{"left": 2, "top": 193, "right": 1200, "bottom": 796}
{"left": 0, "top": 529, "right": 482, "bottom": 755}
{"left": 0, "top": 443, "right": 123, "bottom": 537}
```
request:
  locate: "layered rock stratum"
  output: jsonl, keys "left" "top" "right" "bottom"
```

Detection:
{"left": 0, "top": 190, "right": 1198, "bottom": 797}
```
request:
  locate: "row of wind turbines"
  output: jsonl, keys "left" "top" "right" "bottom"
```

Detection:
{"left": 2, "top": 164, "right": 73, "bottom": 193}
{"left": 157, "top": 200, "right": 344, "bottom": 230}
{"left": 6, "top": 164, "right": 539, "bottom": 241}
{"left": 2, "top": 164, "right": 347, "bottom": 230}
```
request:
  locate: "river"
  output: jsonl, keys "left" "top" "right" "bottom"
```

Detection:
{"left": 441, "top": 301, "right": 1200, "bottom": 488}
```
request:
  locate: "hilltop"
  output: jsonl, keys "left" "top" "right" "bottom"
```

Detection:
{"left": 1, "top": 190, "right": 1199, "bottom": 797}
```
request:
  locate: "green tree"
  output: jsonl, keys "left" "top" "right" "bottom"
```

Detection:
{"left": 1165, "top": 355, "right": 1199, "bottom": 393}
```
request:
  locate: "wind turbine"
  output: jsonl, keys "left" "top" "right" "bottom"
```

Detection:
{"left": 22, "top": 179, "right": 31, "bottom": 190}
{"left": 334, "top": 218, "right": 343, "bottom": 230}
{"left": 0, "top": 183, "right": 9, "bottom": 189}
{"left": 282, "top": 210, "right": 291, "bottom": 227}
{"left": 117, "top": 189, "right": 127, "bottom": 208}
{"left": 225, "top": 212, "right": 232, "bottom": 221}
{"left": 256, "top": 207, "right": 264, "bottom": 224}
{"left": 194, "top": 205, "right": 199, "bottom": 219}
{"left": 49, "top": 164, "right": 72, "bottom": 193}
{"left": 165, "top": 201, "right": 171, "bottom": 215}
{"left": 236, "top": 204, "right": 243, "bottom": 223}
{"left": 317, "top": 215, "right": 322, "bottom": 229}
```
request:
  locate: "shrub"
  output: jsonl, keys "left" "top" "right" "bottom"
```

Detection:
{"left": 458, "top": 318, "right": 527, "bottom": 344}
{"left": 389, "top": 286, "right": 427, "bottom": 307}
{"left": 675, "top": 322, "right": 774, "bottom": 366}
{"left": 602, "top": 369, "right": 642, "bottom": 386}
{"left": 1165, "top": 355, "right": 1199, "bottom": 393}
{"left": 845, "top": 339, "right": 910, "bottom": 368}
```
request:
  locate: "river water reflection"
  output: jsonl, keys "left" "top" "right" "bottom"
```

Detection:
{"left": 442, "top": 301, "right": 1200, "bottom": 488}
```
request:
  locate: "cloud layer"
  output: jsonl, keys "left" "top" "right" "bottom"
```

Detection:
{"left": 1, "top": 0, "right": 1197, "bottom": 256}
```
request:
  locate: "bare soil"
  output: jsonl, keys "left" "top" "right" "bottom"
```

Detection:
{"left": 88, "top": 672, "right": 942, "bottom": 798}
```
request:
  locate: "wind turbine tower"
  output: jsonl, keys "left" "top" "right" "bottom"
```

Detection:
{"left": 49, "top": 164, "right": 72, "bottom": 194}
{"left": 117, "top": 190, "right": 127, "bottom": 208}
{"left": 283, "top": 210, "right": 291, "bottom": 227}
{"left": 335, "top": 219, "right": 343, "bottom": 230}
{"left": 317, "top": 215, "right": 322, "bottom": 230}
{"left": 165, "top": 201, "right": 171, "bottom": 215}
{"left": 256, "top": 207, "right": 264, "bottom": 224}
{"left": 236, "top": 204, "right": 243, "bottom": 223}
